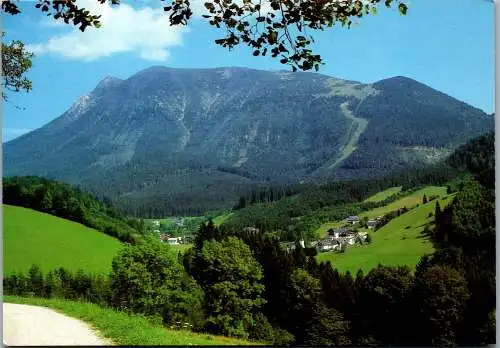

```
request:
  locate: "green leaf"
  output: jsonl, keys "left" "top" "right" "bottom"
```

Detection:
{"left": 398, "top": 3, "right": 408, "bottom": 15}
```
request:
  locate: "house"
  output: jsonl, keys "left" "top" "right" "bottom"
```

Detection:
{"left": 367, "top": 220, "right": 378, "bottom": 229}
{"left": 330, "top": 228, "right": 348, "bottom": 238}
{"left": 320, "top": 242, "right": 340, "bottom": 252}
{"left": 160, "top": 234, "right": 171, "bottom": 242}
{"left": 166, "top": 237, "right": 181, "bottom": 245}
{"left": 346, "top": 216, "right": 360, "bottom": 224}
{"left": 339, "top": 235, "right": 356, "bottom": 246}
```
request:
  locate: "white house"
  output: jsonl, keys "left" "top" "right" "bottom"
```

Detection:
{"left": 320, "top": 243, "right": 340, "bottom": 252}
{"left": 166, "top": 237, "right": 181, "bottom": 245}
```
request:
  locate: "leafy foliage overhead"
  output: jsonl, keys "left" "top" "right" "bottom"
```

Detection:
{"left": 1, "top": 33, "right": 34, "bottom": 102}
{"left": 2, "top": 0, "right": 408, "bottom": 71}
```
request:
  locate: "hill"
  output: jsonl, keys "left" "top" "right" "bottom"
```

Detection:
{"left": 316, "top": 191, "right": 454, "bottom": 273}
{"left": 4, "top": 67, "right": 492, "bottom": 216}
{"left": 3, "top": 176, "right": 144, "bottom": 243}
{"left": 223, "top": 164, "right": 460, "bottom": 242}
{"left": 3, "top": 205, "right": 122, "bottom": 275}
{"left": 363, "top": 186, "right": 402, "bottom": 203}
{"left": 315, "top": 186, "right": 447, "bottom": 237}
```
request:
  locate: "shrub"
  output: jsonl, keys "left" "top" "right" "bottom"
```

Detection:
{"left": 272, "top": 328, "right": 295, "bottom": 346}
{"left": 246, "top": 312, "right": 275, "bottom": 344}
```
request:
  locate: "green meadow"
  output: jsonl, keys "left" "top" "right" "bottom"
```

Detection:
{"left": 315, "top": 186, "right": 448, "bottom": 237}
{"left": 363, "top": 186, "right": 403, "bottom": 203}
{"left": 3, "top": 205, "right": 122, "bottom": 275}
{"left": 316, "top": 194, "right": 454, "bottom": 274}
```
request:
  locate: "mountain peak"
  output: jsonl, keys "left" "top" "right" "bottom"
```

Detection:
{"left": 92, "top": 76, "right": 123, "bottom": 95}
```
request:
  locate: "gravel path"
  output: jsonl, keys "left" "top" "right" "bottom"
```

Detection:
{"left": 3, "top": 303, "right": 113, "bottom": 346}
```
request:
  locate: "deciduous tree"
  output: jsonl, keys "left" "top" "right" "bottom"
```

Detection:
{"left": 2, "top": 0, "right": 408, "bottom": 71}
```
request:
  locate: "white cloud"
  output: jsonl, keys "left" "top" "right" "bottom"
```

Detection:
{"left": 28, "top": 0, "right": 189, "bottom": 62}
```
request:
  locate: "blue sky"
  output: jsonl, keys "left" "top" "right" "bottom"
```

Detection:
{"left": 2, "top": 0, "right": 494, "bottom": 142}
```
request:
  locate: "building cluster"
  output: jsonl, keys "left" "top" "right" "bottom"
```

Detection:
{"left": 315, "top": 215, "right": 383, "bottom": 252}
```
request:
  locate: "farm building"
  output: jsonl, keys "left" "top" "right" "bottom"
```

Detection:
{"left": 329, "top": 228, "right": 348, "bottom": 238}
{"left": 166, "top": 237, "right": 182, "bottom": 245}
{"left": 367, "top": 220, "right": 378, "bottom": 229}
{"left": 346, "top": 216, "right": 360, "bottom": 224}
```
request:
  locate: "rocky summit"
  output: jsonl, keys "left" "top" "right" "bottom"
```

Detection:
{"left": 4, "top": 66, "right": 493, "bottom": 214}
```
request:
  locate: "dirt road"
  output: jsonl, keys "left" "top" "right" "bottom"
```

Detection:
{"left": 3, "top": 303, "right": 113, "bottom": 346}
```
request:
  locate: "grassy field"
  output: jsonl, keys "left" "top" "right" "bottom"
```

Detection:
{"left": 315, "top": 186, "right": 448, "bottom": 237}
{"left": 4, "top": 205, "right": 122, "bottom": 275}
{"left": 4, "top": 296, "right": 257, "bottom": 346}
{"left": 212, "top": 213, "right": 234, "bottom": 226}
{"left": 316, "top": 194, "right": 455, "bottom": 274}
{"left": 363, "top": 186, "right": 402, "bottom": 203}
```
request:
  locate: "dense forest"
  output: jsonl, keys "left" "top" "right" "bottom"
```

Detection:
{"left": 4, "top": 132, "right": 494, "bottom": 346}
{"left": 3, "top": 176, "right": 145, "bottom": 243}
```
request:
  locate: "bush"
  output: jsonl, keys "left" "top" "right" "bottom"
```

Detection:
{"left": 272, "top": 328, "right": 295, "bottom": 345}
{"left": 366, "top": 234, "right": 372, "bottom": 244}
{"left": 246, "top": 312, "right": 275, "bottom": 344}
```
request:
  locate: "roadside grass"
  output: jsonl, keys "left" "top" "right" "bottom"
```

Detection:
{"left": 3, "top": 205, "right": 122, "bottom": 275}
{"left": 316, "top": 194, "right": 455, "bottom": 274}
{"left": 315, "top": 186, "right": 448, "bottom": 237}
{"left": 363, "top": 186, "right": 403, "bottom": 203}
{"left": 4, "top": 296, "right": 257, "bottom": 346}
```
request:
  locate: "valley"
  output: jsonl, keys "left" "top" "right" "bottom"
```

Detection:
{"left": 2, "top": 67, "right": 494, "bottom": 347}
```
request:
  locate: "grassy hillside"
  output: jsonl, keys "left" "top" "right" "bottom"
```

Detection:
{"left": 4, "top": 296, "right": 256, "bottom": 346}
{"left": 363, "top": 186, "right": 402, "bottom": 203}
{"left": 316, "top": 193, "right": 455, "bottom": 274}
{"left": 4, "top": 205, "right": 122, "bottom": 275}
{"left": 315, "top": 186, "right": 447, "bottom": 237}
{"left": 212, "top": 213, "right": 234, "bottom": 226}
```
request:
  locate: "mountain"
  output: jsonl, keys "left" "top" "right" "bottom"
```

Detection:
{"left": 4, "top": 67, "right": 493, "bottom": 215}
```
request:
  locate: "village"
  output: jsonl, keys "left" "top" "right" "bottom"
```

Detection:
{"left": 152, "top": 214, "right": 382, "bottom": 254}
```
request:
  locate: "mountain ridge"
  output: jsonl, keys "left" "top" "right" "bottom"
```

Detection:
{"left": 4, "top": 66, "right": 493, "bottom": 215}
